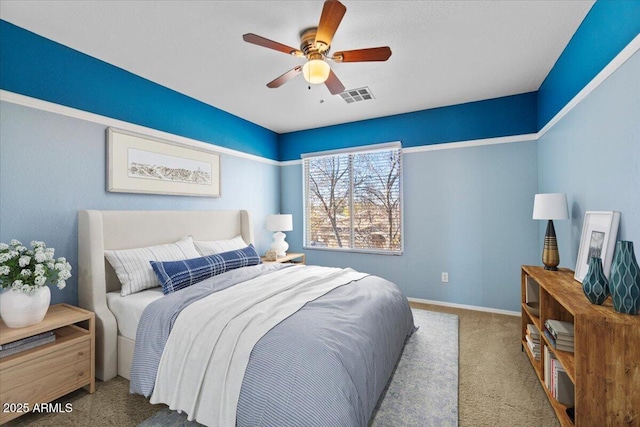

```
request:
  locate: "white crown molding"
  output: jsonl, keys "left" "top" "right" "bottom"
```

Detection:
{"left": 403, "top": 133, "right": 538, "bottom": 154}
{"left": 538, "top": 33, "right": 640, "bottom": 138}
{"left": 0, "top": 90, "right": 280, "bottom": 166}
{"left": 3, "top": 33, "right": 638, "bottom": 166}
{"left": 407, "top": 297, "right": 521, "bottom": 317}
{"left": 280, "top": 134, "right": 538, "bottom": 167}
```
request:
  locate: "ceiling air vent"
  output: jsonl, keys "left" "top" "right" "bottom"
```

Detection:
{"left": 340, "top": 87, "right": 375, "bottom": 104}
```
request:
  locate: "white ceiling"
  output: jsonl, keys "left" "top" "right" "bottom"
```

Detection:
{"left": 1, "top": 1, "right": 594, "bottom": 134}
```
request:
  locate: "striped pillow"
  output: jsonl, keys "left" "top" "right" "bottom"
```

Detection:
{"left": 105, "top": 236, "right": 201, "bottom": 296}
{"left": 194, "top": 235, "right": 247, "bottom": 256}
{"left": 151, "top": 244, "right": 261, "bottom": 294}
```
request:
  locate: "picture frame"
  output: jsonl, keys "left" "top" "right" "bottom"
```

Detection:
{"left": 107, "top": 128, "right": 220, "bottom": 197}
{"left": 575, "top": 211, "right": 620, "bottom": 283}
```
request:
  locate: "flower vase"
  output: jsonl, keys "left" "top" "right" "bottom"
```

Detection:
{"left": 609, "top": 241, "right": 640, "bottom": 315}
{"left": 0, "top": 286, "right": 51, "bottom": 328}
{"left": 582, "top": 257, "right": 609, "bottom": 305}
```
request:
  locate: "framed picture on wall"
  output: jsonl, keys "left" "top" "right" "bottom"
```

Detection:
{"left": 107, "top": 128, "right": 220, "bottom": 197}
{"left": 575, "top": 211, "right": 620, "bottom": 282}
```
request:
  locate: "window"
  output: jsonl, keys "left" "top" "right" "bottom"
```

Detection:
{"left": 303, "top": 142, "right": 402, "bottom": 254}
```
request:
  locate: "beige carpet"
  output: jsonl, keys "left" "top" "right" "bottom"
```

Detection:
{"left": 7, "top": 302, "right": 558, "bottom": 427}
{"left": 414, "top": 302, "right": 560, "bottom": 427}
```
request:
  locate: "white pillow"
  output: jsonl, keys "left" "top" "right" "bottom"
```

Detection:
{"left": 105, "top": 236, "right": 201, "bottom": 296}
{"left": 194, "top": 235, "right": 247, "bottom": 256}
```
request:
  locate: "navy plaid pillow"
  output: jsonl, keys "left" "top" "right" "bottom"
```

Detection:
{"left": 150, "top": 244, "right": 261, "bottom": 294}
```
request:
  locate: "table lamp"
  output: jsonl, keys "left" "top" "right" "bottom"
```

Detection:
{"left": 266, "top": 214, "right": 293, "bottom": 258}
{"left": 533, "top": 193, "right": 569, "bottom": 271}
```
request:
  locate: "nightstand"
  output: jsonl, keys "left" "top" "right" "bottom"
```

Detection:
{"left": 261, "top": 252, "right": 306, "bottom": 264}
{"left": 0, "top": 303, "right": 95, "bottom": 424}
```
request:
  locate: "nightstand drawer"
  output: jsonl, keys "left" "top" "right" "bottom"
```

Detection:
{"left": 0, "top": 339, "right": 90, "bottom": 394}
{"left": 0, "top": 304, "right": 95, "bottom": 424}
{"left": 0, "top": 355, "right": 90, "bottom": 423}
{"left": 0, "top": 339, "right": 90, "bottom": 423}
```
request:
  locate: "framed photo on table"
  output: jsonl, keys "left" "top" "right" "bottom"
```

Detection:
{"left": 107, "top": 128, "right": 220, "bottom": 197}
{"left": 575, "top": 211, "right": 620, "bottom": 282}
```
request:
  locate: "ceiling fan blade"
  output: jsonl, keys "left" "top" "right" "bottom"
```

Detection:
{"left": 267, "top": 66, "right": 303, "bottom": 88}
{"left": 243, "top": 33, "right": 303, "bottom": 57}
{"left": 315, "top": 0, "right": 347, "bottom": 49}
{"left": 333, "top": 46, "right": 392, "bottom": 62}
{"left": 324, "top": 69, "right": 345, "bottom": 95}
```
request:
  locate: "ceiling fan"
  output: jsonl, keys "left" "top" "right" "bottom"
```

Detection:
{"left": 242, "top": 0, "right": 392, "bottom": 95}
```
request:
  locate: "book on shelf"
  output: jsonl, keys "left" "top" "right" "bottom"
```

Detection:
{"left": 0, "top": 330, "right": 54, "bottom": 350}
{"left": 526, "top": 335, "right": 540, "bottom": 360}
{"left": 0, "top": 332, "right": 56, "bottom": 358}
{"left": 527, "top": 336, "right": 541, "bottom": 354}
{"left": 525, "top": 334, "right": 540, "bottom": 351}
{"left": 544, "top": 347, "right": 575, "bottom": 406}
{"left": 543, "top": 328, "right": 574, "bottom": 353}
{"left": 545, "top": 319, "right": 574, "bottom": 340}
{"left": 544, "top": 345, "right": 557, "bottom": 389}
{"left": 552, "top": 360, "right": 575, "bottom": 406}
{"left": 554, "top": 342, "right": 575, "bottom": 353}
{"left": 544, "top": 326, "right": 574, "bottom": 345}
{"left": 527, "top": 324, "right": 540, "bottom": 339}
{"left": 553, "top": 333, "right": 574, "bottom": 345}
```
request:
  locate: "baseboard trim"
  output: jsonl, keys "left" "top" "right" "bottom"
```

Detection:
{"left": 408, "top": 297, "right": 520, "bottom": 317}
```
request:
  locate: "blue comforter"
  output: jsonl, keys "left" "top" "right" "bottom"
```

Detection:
{"left": 130, "top": 263, "right": 414, "bottom": 427}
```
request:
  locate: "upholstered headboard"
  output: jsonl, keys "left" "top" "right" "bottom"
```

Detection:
{"left": 78, "top": 209, "right": 253, "bottom": 380}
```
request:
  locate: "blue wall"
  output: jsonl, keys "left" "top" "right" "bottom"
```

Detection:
{"left": 1, "top": 0, "right": 639, "bottom": 312}
{"left": 537, "top": 49, "right": 640, "bottom": 271}
{"left": 281, "top": 141, "right": 540, "bottom": 312}
{"left": 0, "top": 101, "right": 281, "bottom": 306}
{"left": 537, "top": 0, "right": 640, "bottom": 129}
{"left": 276, "top": 0, "right": 640, "bottom": 312}
{"left": 279, "top": 92, "right": 537, "bottom": 161}
{"left": 0, "top": 20, "right": 279, "bottom": 160}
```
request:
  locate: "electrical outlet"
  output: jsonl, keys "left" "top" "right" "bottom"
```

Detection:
{"left": 441, "top": 272, "right": 449, "bottom": 283}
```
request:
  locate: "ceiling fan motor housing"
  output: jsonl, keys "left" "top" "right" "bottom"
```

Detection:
{"left": 300, "top": 27, "right": 329, "bottom": 57}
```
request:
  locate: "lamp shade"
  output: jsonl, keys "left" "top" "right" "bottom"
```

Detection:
{"left": 532, "top": 193, "right": 569, "bottom": 220}
{"left": 266, "top": 214, "right": 293, "bottom": 232}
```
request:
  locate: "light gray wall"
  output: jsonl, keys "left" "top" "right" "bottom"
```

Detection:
{"left": 0, "top": 101, "right": 281, "bottom": 305}
{"left": 281, "top": 140, "right": 540, "bottom": 312}
{"left": 537, "top": 49, "right": 640, "bottom": 271}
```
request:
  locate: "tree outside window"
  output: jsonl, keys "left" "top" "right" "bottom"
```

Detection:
{"left": 303, "top": 143, "right": 402, "bottom": 254}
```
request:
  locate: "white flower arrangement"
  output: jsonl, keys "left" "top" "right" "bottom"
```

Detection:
{"left": 0, "top": 240, "right": 71, "bottom": 294}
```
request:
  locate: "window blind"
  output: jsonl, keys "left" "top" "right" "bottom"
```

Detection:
{"left": 303, "top": 142, "right": 402, "bottom": 254}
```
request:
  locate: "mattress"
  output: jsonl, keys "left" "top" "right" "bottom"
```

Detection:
{"left": 106, "top": 287, "right": 164, "bottom": 340}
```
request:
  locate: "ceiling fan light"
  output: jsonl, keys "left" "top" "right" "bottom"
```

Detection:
{"left": 302, "top": 59, "right": 330, "bottom": 84}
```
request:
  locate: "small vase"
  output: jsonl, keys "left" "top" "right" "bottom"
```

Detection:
{"left": 609, "top": 241, "right": 640, "bottom": 315}
{"left": 582, "top": 257, "right": 609, "bottom": 305}
{"left": 0, "top": 286, "right": 51, "bottom": 328}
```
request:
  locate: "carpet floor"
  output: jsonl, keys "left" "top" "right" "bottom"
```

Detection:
{"left": 6, "top": 303, "right": 558, "bottom": 427}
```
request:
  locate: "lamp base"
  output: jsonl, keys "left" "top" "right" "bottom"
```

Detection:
{"left": 542, "top": 219, "right": 560, "bottom": 271}
{"left": 270, "top": 231, "right": 289, "bottom": 258}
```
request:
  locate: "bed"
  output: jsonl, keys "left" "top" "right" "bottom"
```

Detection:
{"left": 78, "top": 209, "right": 414, "bottom": 426}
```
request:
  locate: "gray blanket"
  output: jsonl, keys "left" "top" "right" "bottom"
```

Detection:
{"left": 130, "top": 264, "right": 414, "bottom": 426}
